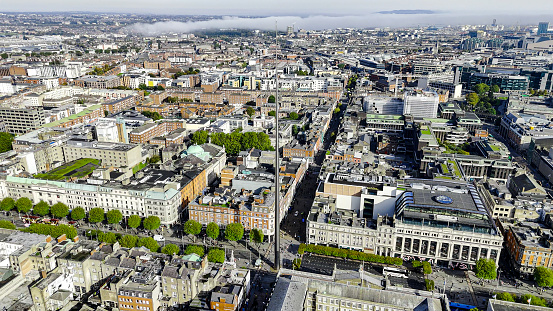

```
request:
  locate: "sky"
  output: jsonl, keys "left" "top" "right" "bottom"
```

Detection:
{"left": 3, "top": 1, "right": 553, "bottom": 34}
{"left": 2, "top": 0, "right": 552, "bottom": 16}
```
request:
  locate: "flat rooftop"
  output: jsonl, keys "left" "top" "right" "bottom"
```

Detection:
{"left": 411, "top": 189, "right": 478, "bottom": 212}
{"left": 66, "top": 139, "right": 137, "bottom": 151}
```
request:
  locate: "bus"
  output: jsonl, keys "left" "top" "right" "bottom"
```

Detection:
{"left": 449, "top": 302, "right": 478, "bottom": 311}
{"left": 383, "top": 266, "right": 409, "bottom": 279}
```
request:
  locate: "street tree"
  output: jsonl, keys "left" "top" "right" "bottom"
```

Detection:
{"left": 225, "top": 223, "right": 244, "bottom": 242}
{"left": 0, "top": 132, "right": 13, "bottom": 153}
{"left": 71, "top": 207, "right": 86, "bottom": 221}
{"left": 102, "top": 232, "right": 117, "bottom": 244}
{"left": 268, "top": 95, "right": 275, "bottom": 103}
{"left": 107, "top": 210, "right": 123, "bottom": 224}
{"left": 127, "top": 215, "right": 142, "bottom": 229}
{"left": 161, "top": 244, "right": 180, "bottom": 255}
{"left": 185, "top": 245, "right": 205, "bottom": 257}
{"left": 33, "top": 201, "right": 50, "bottom": 216}
{"left": 474, "top": 83, "right": 490, "bottom": 95}
{"left": 475, "top": 258, "right": 497, "bottom": 280}
{"left": 250, "top": 228, "right": 264, "bottom": 246}
{"left": 207, "top": 248, "right": 225, "bottom": 263}
{"left": 0, "top": 220, "right": 15, "bottom": 229}
{"left": 494, "top": 292, "right": 515, "bottom": 302}
{"left": 268, "top": 111, "right": 276, "bottom": 117}
{"left": 520, "top": 294, "right": 548, "bottom": 307}
{"left": 191, "top": 130, "right": 209, "bottom": 145}
{"left": 119, "top": 235, "right": 138, "bottom": 248}
{"left": 137, "top": 237, "right": 159, "bottom": 252}
{"left": 240, "top": 132, "right": 258, "bottom": 150}
{"left": 534, "top": 266, "right": 553, "bottom": 287}
{"left": 246, "top": 106, "right": 255, "bottom": 117}
{"left": 466, "top": 92, "right": 479, "bottom": 107}
{"left": 0, "top": 198, "right": 15, "bottom": 211}
{"left": 183, "top": 219, "right": 202, "bottom": 241}
{"left": 88, "top": 208, "right": 105, "bottom": 224}
{"left": 51, "top": 202, "right": 69, "bottom": 218}
{"left": 15, "top": 197, "right": 32, "bottom": 214}
{"left": 289, "top": 112, "right": 299, "bottom": 120}
{"left": 491, "top": 85, "right": 500, "bottom": 93}
{"left": 148, "top": 155, "right": 160, "bottom": 163}
{"left": 143, "top": 216, "right": 160, "bottom": 231}
{"left": 206, "top": 222, "right": 220, "bottom": 240}
{"left": 422, "top": 261, "right": 432, "bottom": 275}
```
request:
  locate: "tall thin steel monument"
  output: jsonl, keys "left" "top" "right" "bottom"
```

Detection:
{"left": 274, "top": 22, "right": 281, "bottom": 270}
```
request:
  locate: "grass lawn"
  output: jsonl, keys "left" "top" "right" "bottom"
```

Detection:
{"left": 420, "top": 128, "right": 432, "bottom": 135}
{"left": 34, "top": 158, "right": 100, "bottom": 181}
{"left": 447, "top": 160, "right": 462, "bottom": 178}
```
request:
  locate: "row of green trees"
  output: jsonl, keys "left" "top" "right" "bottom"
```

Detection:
{"left": 412, "top": 260, "right": 432, "bottom": 275}
{"left": 183, "top": 220, "right": 264, "bottom": 244}
{"left": 529, "top": 89, "right": 549, "bottom": 97}
{"left": 83, "top": 229, "right": 224, "bottom": 262}
{"left": 346, "top": 75, "right": 358, "bottom": 90}
{"left": 494, "top": 291, "right": 550, "bottom": 307}
{"left": 191, "top": 130, "right": 274, "bottom": 155}
{"left": 265, "top": 110, "right": 299, "bottom": 120}
{"left": 0, "top": 219, "right": 77, "bottom": 240}
{"left": 0, "top": 198, "right": 161, "bottom": 231}
{"left": 85, "top": 231, "right": 168, "bottom": 253}
{"left": 183, "top": 245, "right": 225, "bottom": 263}
{"left": 2, "top": 199, "right": 71, "bottom": 218}
{"left": 172, "top": 68, "right": 200, "bottom": 79}
{"left": 164, "top": 96, "right": 193, "bottom": 104}
{"left": 140, "top": 110, "right": 163, "bottom": 121}
{"left": 138, "top": 83, "right": 165, "bottom": 92}
{"left": 298, "top": 244, "right": 403, "bottom": 266}
{"left": 23, "top": 223, "right": 78, "bottom": 239}
{"left": 1, "top": 197, "right": 34, "bottom": 214}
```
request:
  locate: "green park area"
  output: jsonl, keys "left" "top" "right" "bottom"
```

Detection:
{"left": 34, "top": 158, "right": 101, "bottom": 181}
{"left": 420, "top": 127, "right": 432, "bottom": 135}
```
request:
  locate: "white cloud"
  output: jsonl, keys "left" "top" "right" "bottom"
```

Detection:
{"left": 126, "top": 13, "right": 553, "bottom": 35}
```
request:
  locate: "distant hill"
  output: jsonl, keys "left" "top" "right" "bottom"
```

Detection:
{"left": 376, "top": 10, "right": 436, "bottom": 15}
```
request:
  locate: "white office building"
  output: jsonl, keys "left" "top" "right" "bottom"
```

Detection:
{"left": 403, "top": 90, "right": 439, "bottom": 118}
{"left": 362, "top": 95, "right": 404, "bottom": 115}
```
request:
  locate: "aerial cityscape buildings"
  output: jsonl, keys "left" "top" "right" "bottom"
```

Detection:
{"left": 1, "top": 7, "right": 553, "bottom": 311}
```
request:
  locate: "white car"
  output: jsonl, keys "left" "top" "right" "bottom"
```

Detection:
{"left": 153, "top": 235, "right": 165, "bottom": 242}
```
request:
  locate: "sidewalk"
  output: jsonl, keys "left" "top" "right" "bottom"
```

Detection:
{"left": 466, "top": 270, "right": 553, "bottom": 300}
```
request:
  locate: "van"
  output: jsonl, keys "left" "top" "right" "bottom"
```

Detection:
{"left": 153, "top": 235, "right": 165, "bottom": 242}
